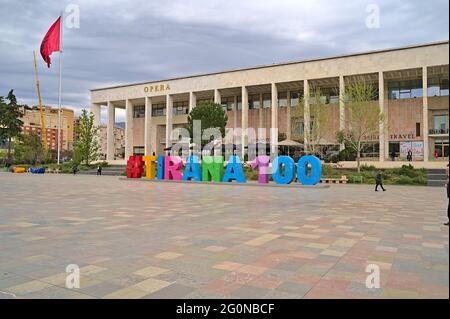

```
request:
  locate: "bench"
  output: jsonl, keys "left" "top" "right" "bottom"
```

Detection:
{"left": 320, "top": 175, "right": 348, "bottom": 184}
{"left": 351, "top": 175, "right": 363, "bottom": 183}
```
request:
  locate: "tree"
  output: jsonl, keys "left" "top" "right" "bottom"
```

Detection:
{"left": 73, "top": 109, "right": 100, "bottom": 165}
{"left": 337, "top": 82, "right": 384, "bottom": 172}
{"left": 308, "top": 87, "right": 332, "bottom": 156}
{"left": 0, "top": 90, "right": 23, "bottom": 160}
{"left": 185, "top": 101, "right": 228, "bottom": 147}
{"left": 14, "top": 132, "right": 45, "bottom": 164}
{"left": 289, "top": 87, "right": 332, "bottom": 155}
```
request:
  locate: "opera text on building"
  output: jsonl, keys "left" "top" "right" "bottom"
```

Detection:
{"left": 91, "top": 41, "right": 449, "bottom": 163}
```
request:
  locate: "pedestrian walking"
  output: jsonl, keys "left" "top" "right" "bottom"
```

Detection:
{"left": 375, "top": 171, "right": 386, "bottom": 192}
{"left": 72, "top": 164, "right": 78, "bottom": 175}
{"left": 407, "top": 149, "right": 413, "bottom": 162}
{"left": 97, "top": 165, "right": 102, "bottom": 176}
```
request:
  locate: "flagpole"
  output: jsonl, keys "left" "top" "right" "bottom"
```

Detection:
{"left": 57, "top": 12, "right": 63, "bottom": 165}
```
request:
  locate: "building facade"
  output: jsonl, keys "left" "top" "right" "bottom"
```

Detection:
{"left": 91, "top": 41, "right": 449, "bottom": 162}
{"left": 21, "top": 106, "right": 75, "bottom": 152}
{"left": 98, "top": 124, "right": 125, "bottom": 160}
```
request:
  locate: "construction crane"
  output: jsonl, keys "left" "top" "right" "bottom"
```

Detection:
{"left": 33, "top": 50, "right": 48, "bottom": 151}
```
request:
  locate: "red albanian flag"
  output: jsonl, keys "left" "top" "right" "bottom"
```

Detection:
{"left": 40, "top": 16, "right": 61, "bottom": 68}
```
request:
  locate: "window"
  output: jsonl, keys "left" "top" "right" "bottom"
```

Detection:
{"left": 389, "top": 142, "right": 400, "bottom": 156}
{"left": 416, "top": 122, "right": 421, "bottom": 137}
{"left": 278, "top": 92, "right": 287, "bottom": 107}
{"left": 221, "top": 97, "right": 234, "bottom": 111}
{"left": 290, "top": 91, "right": 301, "bottom": 107}
{"left": 173, "top": 101, "right": 188, "bottom": 115}
{"left": 262, "top": 94, "right": 271, "bottom": 108}
{"left": 133, "top": 146, "right": 145, "bottom": 156}
{"left": 237, "top": 96, "right": 242, "bottom": 110}
{"left": 428, "top": 77, "right": 449, "bottom": 96}
{"left": 133, "top": 105, "right": 145, "bottom": 118}
{"left": 249, "top": 94, "right": 260, "bottom": 109}
{"left": 152, "top": 103, "right": 166, "bottom": 117}
{"left": 434, "top": 115, "right": 448, "bottom": 131}
{"left": 388, "top": 79, "right": 423, "bottom": 99}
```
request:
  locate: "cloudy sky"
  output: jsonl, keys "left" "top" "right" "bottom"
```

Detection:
{"left": 0, "top": 0, "right": 448, "bottom": 122}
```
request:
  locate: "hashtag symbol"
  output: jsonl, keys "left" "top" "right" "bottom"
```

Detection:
{"left": 126, "top": 156, "right": 144, "bottom": 178}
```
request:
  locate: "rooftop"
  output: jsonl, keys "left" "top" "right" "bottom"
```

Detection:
{"left": 91, "top": 40, "right": 449, "bottom": 92}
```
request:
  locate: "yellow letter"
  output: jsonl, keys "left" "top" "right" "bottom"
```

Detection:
{"left": 143, "top": 155, "right": 157, "bottom": 179}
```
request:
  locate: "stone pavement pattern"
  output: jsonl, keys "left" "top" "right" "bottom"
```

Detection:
{"left": 0, "top": 173, "right": 448, "bottom": 299}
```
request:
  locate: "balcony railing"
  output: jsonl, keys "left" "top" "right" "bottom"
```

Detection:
{"left": 429, "top": 128, "right": 449, "bottom": 135}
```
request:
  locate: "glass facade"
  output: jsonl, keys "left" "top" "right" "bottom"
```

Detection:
{"left": 173, "top": 101, "right": 188, "bottom": 115}
{"left": 262, "top": 94, "right": 271, "bottom": 108}
{"left": 290, "top": 91, "right": 302, "bottom": 107}
{"left": 278, "top": 92, "right": 287, "bottom": 107}
{"left": 388, "top": 79, "right": 423, "bottom": 99}
{"left": 249, "top": 94, "right": 260, "bottom": 109}
{"left": 151, "top": 103, "right": 166, "bottom": 117}
{"left": 428, "top": 77, "right": 449, "bottom": 96}
{"left": 221, "top": 97, "right": 235, "bottom": 111}
{"left": 133, "top": 105, "right": 145, "bottom": 118}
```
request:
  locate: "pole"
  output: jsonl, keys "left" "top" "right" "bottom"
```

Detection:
{"left": 33, "top": 51, "right": 48, "bottom": 151}
{"left": 57, "top": 12, "right": 63, "bottom": 165}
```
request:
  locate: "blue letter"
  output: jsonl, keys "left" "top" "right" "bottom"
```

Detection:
{"left": 272, "top": 156, "right": 295, "bottom": 184}
{"left": 183, "top": 155, "right": 202, "bottom": 181}
{"left": 297, "top": 155, "right": 322, "bottom": 185}
{"left": 222, "top": 155, "right": 246, "bottom": 183}
{"left": 157, "top": 155, "right": 165, "bottom": 180}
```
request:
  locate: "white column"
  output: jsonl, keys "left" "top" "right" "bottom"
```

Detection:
{"left": 214, "top": 89, "right": 221, "bottom": 104}
{"left": 107, "top": 101, "right": 115, "bottom": 161}
{"left": 144, "top": 96, "right": 152, "bottom": 155}
{"left": 378, "top": 72, "right": 385, "bottom": 162}
{"left": 422, "top": 66, "right": 429, "bottom": 162}
{"left": 165, "top": 94, "right": 173, "bottom": 149}
{"left": 241, "top": 86, "right": 249, "bottom": 159}
{"left": 189, "top": 91, "right": 196, "bottom": 112}
{"left": 271, "top": 83, "right": 278, "bottom": 157}
{"left": 286, "top": 91, "right": 291, "bottom": 140}
{"left": 91, "top": 103, "right": 101, "bottom": 128}
{"left": 233, "top": 95, "right": 238, "bottom": 129}
{"left": 303, "top": 80, "right": 310, "bottom": 153}
{"left": 125, "top": 99, "right": 133, "bottom": 159}
{"left": 258, "top": 93, "right": 263, "bottom": 139}
{"left": 339, "top": 75, "right": 345, "bottom": 151}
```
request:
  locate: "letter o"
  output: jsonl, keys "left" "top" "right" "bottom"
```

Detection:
{"left": 297, "top": 155, "right": 322, "bottom": 185}
{"left": 272, "top": 156, "right": 295, "bottom": 184}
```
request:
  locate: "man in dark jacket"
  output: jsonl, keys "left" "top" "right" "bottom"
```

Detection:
{"left": 375, "top": 171, "right": 386, "bottom": 192}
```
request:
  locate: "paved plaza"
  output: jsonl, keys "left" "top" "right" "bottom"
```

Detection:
{"left": 0, "top": 172, "right": 448, "bottom": 299}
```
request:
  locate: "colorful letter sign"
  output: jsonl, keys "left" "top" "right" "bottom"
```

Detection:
{"left": 127, "top": 154, "right": 322, "bottom": 186}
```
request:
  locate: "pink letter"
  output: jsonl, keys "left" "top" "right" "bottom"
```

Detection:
{"left": 164, "top": 156, "right": 183, "bottom": 180}
{"left": 251, "top": 155, "right": 270, "bottom": 184}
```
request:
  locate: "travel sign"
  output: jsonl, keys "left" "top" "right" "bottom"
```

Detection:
{"left": 126, "top": 154, "right": 322, "bottom": 185}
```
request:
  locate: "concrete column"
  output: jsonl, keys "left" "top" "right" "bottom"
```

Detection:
{"left": 106, "top": 101, "right": 115, "bottom": 161}
{"left": 286, "top": 91, "right": 291, "bottom": 140}
{"left": 189, "top": 91, "right": 196, "bottom": 112}
{"left": 339, "top": 75, "right": 345, "bottom": 151}
{"left": 271, "top": 83, "right": 278, "bottom": 157}
{"left": 144, "top": 96, "right": 152, "bottom": 155}
{"left": 214, "top": 89, "right": 221, "bottom": 104}
{"left": 165, "top": 94, "right": 173, "bottom": 149}
{"left": 422, "top": 66, "right": 429, "bottom": 162}
{"left": 303, "top": 80, "right": 310, "bottom": 152}
{"left": 258, "top": 93, "right": 263, "bottom": 140}
{"left": 233, "top": 95, "right": 238, "bottom": 130}
{"left": 91, "top": 103, "right": 101, "bottom": 128}
{"left": 241, "top": 86, "right": 249, "bottom": 159}
{"left": 125, "top": 99, "right": 133, "bottom": 159}
{"left": 378, "top": 72, "right": 385, "bottom": 162}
